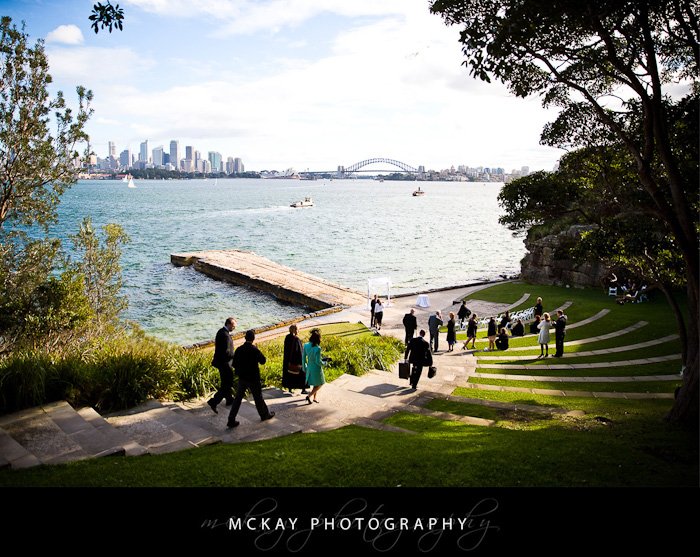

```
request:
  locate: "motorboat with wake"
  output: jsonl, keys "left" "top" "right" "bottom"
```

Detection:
{"left": 290, "top": 196, "right": 313, "bottom": 208}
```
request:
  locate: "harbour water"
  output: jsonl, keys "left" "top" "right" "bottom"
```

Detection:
{"left": 53, "top": 179, "right": 525, "bottom": 344}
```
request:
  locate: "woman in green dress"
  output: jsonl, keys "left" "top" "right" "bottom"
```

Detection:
{"left": 302, "top": 328, "right": 326, "bottom": 404}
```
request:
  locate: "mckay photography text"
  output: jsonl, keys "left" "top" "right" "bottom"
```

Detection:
{"left": 201, "top": 496, "right": 500, "bottom": 552}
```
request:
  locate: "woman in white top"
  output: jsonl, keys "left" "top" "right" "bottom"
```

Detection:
{"left": 538, "top": 312, "right": 551, "bottom": 358}
{"left": 374, "top": 300, "right": 384, "bottom": 330}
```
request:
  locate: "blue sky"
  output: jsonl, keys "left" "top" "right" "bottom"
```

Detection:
{"left": 0, "top": 0, "right": 564, "bottom": 171}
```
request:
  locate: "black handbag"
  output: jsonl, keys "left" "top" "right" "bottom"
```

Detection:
{"left": 428, "top": 366, "right": 437, "bottom": 379}
{"left": 398, "top": 361, "right": 411, "bottom": 379}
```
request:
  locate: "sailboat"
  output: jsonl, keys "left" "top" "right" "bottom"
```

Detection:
{"left": 127, "top": 175, "right": 136, "bottom": 188}
{"left": 121, "top": 174, "right": 129, "bottom": 182}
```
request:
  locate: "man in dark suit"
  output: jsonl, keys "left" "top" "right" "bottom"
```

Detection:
{"left": 404, "top": 329, "right": 433, "bottom": 390}
{"left": 554, "top": 310, "right": 567, "bottom": 357}
{"left": 227, "top": 329, "right": 275, "bottom": 428}
{"left": 427, "top": 311, "right": 443, "bottom": 352}
{"left": 402, "top": 308, "right": 418, "bottom": 345}
{"left": 208, "top": 317, "right": 236, "bottom": 414}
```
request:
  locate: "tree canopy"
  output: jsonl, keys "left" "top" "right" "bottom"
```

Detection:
{"left": 431, "top": 0, "right": 699, "bottom": 426}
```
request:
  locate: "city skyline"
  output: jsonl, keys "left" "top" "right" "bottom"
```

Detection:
{"left": 2, "top": 1, "right": 565, "bottom": 171}
{"left": 95, "top": 136, "right": 531, "bottom": 179}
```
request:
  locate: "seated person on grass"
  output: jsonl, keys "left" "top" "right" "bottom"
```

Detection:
{"left": 529, "top": 314, "right": 541, "bottom": 335}
{"left": 511, "top": 319, "right": 525, "bottom": 337}
{"left": 495, "top": 328, "right": 509, "bottom": 351}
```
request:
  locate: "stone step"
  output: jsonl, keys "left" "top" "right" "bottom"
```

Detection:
{"left": 76, "top": 407, "right": 150, "bottom": 457}
{"left": 0, "top": 401, "right": 126, "bottom": 467}
{"left": 0, "top": 427, "right": 41, "bottom": 469}
{"left": 170, "top": 390, "right": 306, "bottom": 444}
{"left": 105, "top": 400, "right": 221, "bottom": 455}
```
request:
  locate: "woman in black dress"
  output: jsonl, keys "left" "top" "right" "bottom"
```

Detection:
{"left": 463, "top": 313, "right": 478, "bottom": 349}
{"left": 534, "top": 297, "right": 543, "bottom": 318}
{"left": 457, "top": 301, "right": 470, "bottom": 327}
{"left": 282, "top": 324, "right": 307, "bottom": 394}
{"left": 487, "top": 317, "right": 497, "bottom": 351}
{"left": 446, "top": 311, "right": 456, "bottom": 352}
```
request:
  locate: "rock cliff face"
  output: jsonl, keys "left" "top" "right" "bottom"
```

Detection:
{"left": 520, "top": 225, "right": 609, "bottom": 287}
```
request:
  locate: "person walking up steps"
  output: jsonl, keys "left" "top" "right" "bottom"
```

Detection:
{"left": 226, "top": 330, "right": 275, "bottom": 428}
{"left": 404, "top": 329, "right": 433, "bottom": 390}
{"left": 208, "top": 317, "right": 236, "bottom": 414}
{"left": 538, "top": 312, "right": 551, "bottom": 358}
{"left": 303, "top": 328, "right": 327, "bottom": 404}
{"left": 282, "top": 324, "right": 307, "bottom": 394}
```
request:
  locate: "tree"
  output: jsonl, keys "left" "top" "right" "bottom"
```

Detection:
{"left": 69, "top": 218, "right": 129, "bottom": 325}
{"left": 0, "top": 17, "right": 94, "bottom": 348}
{"left": 431, "top": 0, "right": 699, "bottom": 427}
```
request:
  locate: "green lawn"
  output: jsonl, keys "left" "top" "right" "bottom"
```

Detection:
{"left": 0, "top": 402, "right": 695, "bottom": 487}
{"left": 1, "top": 282, "right": 695, "bottom": 488}
{"left": 474, "top": 361, "right": 682, "bottom": 377}
{"left": 467, "top": 376, "right": 681, "bottom": 393}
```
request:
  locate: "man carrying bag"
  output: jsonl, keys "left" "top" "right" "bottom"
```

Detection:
{"left": 404, "top": 329, "right": 433, "bottom": 390}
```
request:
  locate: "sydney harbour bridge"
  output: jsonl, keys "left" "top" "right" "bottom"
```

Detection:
{"left": 300, "top": 157, "right": 424, "bottom": 178}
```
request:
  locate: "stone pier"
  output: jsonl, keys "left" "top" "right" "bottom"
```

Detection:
{"left": 171, "top": 249, "right": 366, "bottom": 310}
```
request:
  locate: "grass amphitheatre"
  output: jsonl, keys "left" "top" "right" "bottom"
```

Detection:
{"left": 1, "top": 281, "right": 695, "bottom": 488}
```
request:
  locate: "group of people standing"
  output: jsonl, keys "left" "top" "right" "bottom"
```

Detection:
{"left": 208, "top": 318, "right": 329, "bottom": 429}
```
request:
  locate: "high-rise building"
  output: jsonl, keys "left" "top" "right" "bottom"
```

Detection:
{"left": 233, "top": 157, "right": 244, "bottom": 173}
{"left": 108, "top": 141, "right": 116, "bottom": 159}
{"left": 169, "top": 140, "right": 180, "bottom": 170}
{"left": 208, "top": 151, "right": 222, "bottom": 173}
{"left": 185, "top": 146, "right": 194, "bottom": 173}
{"left": 152, "top": 146, "right": 164, "bottom": 167}
{"left": 139, "top": 140, "right": 149, "bottom": 163}
{"left": 119, "top": 149, "right": 131, "bottom": 169}
{"left": 521, "top": 166, "right": 530, "bottom": 175}
{"left": 226, "top": 157, "right": 235, "bottom": 174}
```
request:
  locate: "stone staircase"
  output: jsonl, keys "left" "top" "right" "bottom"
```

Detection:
{"left": 0, "top": 347, "right": 493, "bottom": 470}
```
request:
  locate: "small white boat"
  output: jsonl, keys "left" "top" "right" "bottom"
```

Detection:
{"left": 290, "top": 196, "right": 313, "bottom": 208}
{"left": 127, "top": 176, "right": 136, "bottom": 188}
{"left": 121, "top": 175, "right": 129, "bottom": 183}
{"left": 412, "top": 187, "right": 424, "bottom": 196}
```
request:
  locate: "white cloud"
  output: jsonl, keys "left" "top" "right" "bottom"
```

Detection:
{"left": 46, "top": 46, "right": 155, "bottom": 84}
{"left": 85, "top": 5, "right": 562, "bottom": 170}
{"left": 45, "top": 24, "right": 84, "bottom": 45}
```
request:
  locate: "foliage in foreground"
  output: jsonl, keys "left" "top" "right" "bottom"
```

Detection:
{"left": 0, "top": 324, "right": 403, "bottom": 414}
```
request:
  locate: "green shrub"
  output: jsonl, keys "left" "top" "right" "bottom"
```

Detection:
{"left": 258, "top": 331, "right": 404, "bottom": 387}
{"left": 0, "top": 324, "right": 403, "bottom": 415}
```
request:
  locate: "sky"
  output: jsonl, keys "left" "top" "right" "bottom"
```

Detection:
{"left": 0, "top": 0, "right": 565, "bottom": 172}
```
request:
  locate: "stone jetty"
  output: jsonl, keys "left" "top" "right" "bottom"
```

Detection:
{"left": 171, "top": 249, "right": 366, "bottom": 310}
